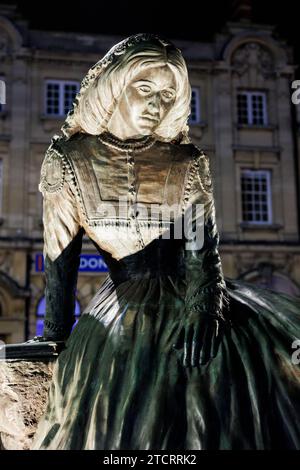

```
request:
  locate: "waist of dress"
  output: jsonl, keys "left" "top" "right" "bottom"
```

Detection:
{"left": 104, "top": 238, "right": 186, "bottom": 284}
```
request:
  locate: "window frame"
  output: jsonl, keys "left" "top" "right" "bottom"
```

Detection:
{"left": 240, "top": 169, "right": 273, "bottom": 225}
{"left": 0, "top": 75, "right": 6, "bottom": 114}
{"left": 44, "top": 79, "right": 79, "bottom": 117}
{"left": 35, "top": 294, "right": 81, "bottom": 336}
{"left": 237, "top": 90, "right": 268, "bottom": 126}
{"left": 189, "top": 87, "right": 201, "bottom": 125}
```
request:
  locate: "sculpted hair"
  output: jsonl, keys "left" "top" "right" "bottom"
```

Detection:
{"left": 62, "top": 36, "right": 192, "bottom": 142}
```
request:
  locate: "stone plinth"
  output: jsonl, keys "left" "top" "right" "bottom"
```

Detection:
{"left": 0, "top": 341, "right": 64, "bottom": 449}
{"left": 0, "top": 360, "right": 54, "bottom": 449}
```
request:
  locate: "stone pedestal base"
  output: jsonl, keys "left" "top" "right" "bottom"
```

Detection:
{"left": 0, "top": 359, "right": 55, "bottom": 449}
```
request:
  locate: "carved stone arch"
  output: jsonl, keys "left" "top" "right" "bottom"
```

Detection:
{"left": 222, "top": 34, "right": 288, "bottom": 80}
{"left": 232, "top": 42, "right": 274, "bottom": 80}
{"left": 0, "top": 286, "right": 9, "bottom": 316}
{"left": 0, "top": 273, "right": 29, "bottom": 318}
{"left": 0, "top": 15, "right": 23, "bottom": 56}
{"left": 0, "top": 270, "right": 29, "bottom": 299}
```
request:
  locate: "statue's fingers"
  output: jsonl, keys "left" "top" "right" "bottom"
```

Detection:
{"left": 191, "top": 323, "right": 202, "bottom": 367}
{"left": 183, "top": 326, "right": 193, "bottom": 367}
{"left": 211, "top": 320, "right": 222, "bottom": 357}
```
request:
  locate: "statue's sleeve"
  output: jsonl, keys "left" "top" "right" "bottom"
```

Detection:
{"left": 39, "top": 139, "right": 84, "bottom": 340}
{"left": 183, "top": 149, "right": 229, "bottom": 322}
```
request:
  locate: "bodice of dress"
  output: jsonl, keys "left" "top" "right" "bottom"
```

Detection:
{"left": 40, "top": 132, "right": 204, "bottom": 261}
{"left": 39, "top": 131, "right": 228, "bottom": 340}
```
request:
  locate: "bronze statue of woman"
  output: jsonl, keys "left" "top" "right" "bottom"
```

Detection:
{"left": 31, "top": 34, "right": 300, "bottom": 450}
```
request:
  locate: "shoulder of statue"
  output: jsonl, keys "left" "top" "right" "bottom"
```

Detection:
{"left": 39, "top": 135, "right": 72, "bottom": 194}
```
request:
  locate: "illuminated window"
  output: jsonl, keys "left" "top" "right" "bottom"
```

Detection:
{"left": 189, "top": 88, "right": 200, "bottom": 124}
{"left": 0, "top": 75, "right": 6, "bottom": 113}
{"left": 241, "top": 170, "right": 272, "bottom": 224}
{"left": 237, "top": 91, "right": 267, "bottom": 126}
{"left": 36, "top": 295, "right": 81, "bottom": 336}
{"left": 45, "top": 80, "right": 79, "bottom": 117}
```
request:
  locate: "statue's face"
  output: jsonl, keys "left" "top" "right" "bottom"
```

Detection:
{"left": 107, "top": 65, "right": 176, "bottom": 139}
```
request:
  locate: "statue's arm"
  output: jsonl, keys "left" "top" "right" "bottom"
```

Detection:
{"left": 174, "top": 149, "right": 230, "bottom": 366}
{"left": 37, "top": 140, "right": 84, "bottom": 341}
{"left": 184, "top": 151, "right": 228, "bottom": 318}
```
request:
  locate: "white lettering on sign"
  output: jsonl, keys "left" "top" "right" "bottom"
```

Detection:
{"left": 79, "top": 256, "right": 107, "bottom": 271}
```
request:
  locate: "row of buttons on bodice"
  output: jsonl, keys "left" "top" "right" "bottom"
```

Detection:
{"left": 126, "top": 149, "right": 145, "bottom": 251}
{"left": 98, "top": 132, "right": 158, "bottom": 251}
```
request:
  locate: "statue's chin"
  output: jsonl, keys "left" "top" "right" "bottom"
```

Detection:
{"left": 130, "top": 132, "right": 152, "bottom": 139}
{"left": 136, "top": 124, "right": 159, "bottom": 137}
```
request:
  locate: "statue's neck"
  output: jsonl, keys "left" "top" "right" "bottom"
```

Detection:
{"left": 98, "top": 131, "right": 156, "bottom": 153}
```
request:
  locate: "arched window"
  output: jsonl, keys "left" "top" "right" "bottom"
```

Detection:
{"left": 36, "top": 295, "right": 81, "bottom": 336}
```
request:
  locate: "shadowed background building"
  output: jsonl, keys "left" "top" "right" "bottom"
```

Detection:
{"left": 0, "top": 0, "right": 299, "bottom": 343}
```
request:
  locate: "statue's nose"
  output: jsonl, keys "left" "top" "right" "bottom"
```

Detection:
{"left": 148, "top": 93, "right": 161, "bottom": 113}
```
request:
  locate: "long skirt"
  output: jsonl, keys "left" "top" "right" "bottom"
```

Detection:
{"left": 31, "top": 273, "right": 300, "bottom": 450}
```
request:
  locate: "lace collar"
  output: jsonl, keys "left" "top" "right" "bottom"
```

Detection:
{"left": 98, "top": 131, "right": 156, "bottom": 153}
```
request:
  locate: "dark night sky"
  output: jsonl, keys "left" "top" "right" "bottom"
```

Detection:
{"left": 2, "top": 0, "right": 300, "bottom": 67}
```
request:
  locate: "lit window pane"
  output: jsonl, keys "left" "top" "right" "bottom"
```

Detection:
{"left": 64, "top": 83, "right": 78, "bottom": 114}
{"left": 189, "top": 88, "right": 200, "bottom": 124}
{"left": 237, "top": 93, "right": 249, "bottom": 124}
{"left": 241, "top": 170, "right": 271, "bottom": 224}
{"left": 45, "top": 81, "right": 79, "bottom": 116}
{"left": 36, "top": 319, "right": 44, "bottom": 337}
{"left": 237, "top": 91, "right": 267, "bottom": 126}
{"left": 35, "top": 295, "right": 81, "bottom": 336}
{"left": 46, "top": 83, "right": 60, "bottom": 115}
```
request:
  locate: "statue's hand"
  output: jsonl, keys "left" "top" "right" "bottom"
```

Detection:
{"left": 172, "top": 312, "right": 227, "bottom": 367}
{"left": 26, "top": 335, "right": 65, "bottom": 344}
{"left": 26, "top": 335, "right": 51, "bottom": 343}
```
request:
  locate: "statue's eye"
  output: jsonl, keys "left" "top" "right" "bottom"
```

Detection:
{"left": 138, "top": 85, "right": 151, "bottom": 94}
{"left": 162, "top": 90, "right": 175, "bottom": 101}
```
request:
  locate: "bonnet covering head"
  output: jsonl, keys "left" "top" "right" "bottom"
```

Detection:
{"left": 61, "top": 33, "right": 191, "bottom": 142}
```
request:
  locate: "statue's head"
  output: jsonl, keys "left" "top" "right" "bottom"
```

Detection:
{"left": 62, "top": 34, "right": 191, "bottom": 143}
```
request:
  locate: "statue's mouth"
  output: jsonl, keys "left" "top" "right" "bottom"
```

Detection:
{"left": 140, "top": 114, "right": 160, "bottom": 124}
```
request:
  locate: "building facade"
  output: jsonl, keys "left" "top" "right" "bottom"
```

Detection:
{"left": 0, "top": 5, "right": 299, "bottom": 343}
